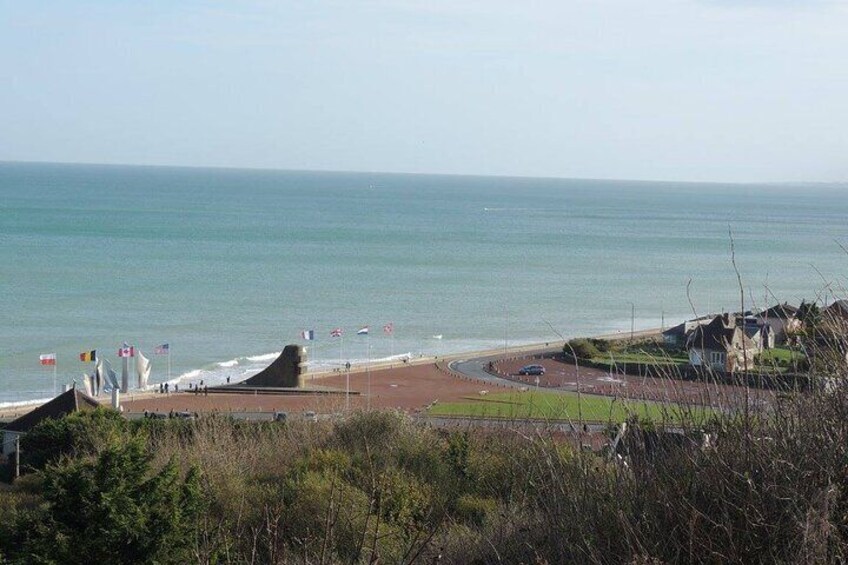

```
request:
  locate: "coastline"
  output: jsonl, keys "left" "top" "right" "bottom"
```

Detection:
{"left": 0, "top": 327, "right": 661, "bottom": 422}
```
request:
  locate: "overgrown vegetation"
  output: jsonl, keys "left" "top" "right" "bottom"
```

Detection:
{"left": 566, "top": 337, "right": 688, "bottom": 367}
{"left": 2, "top": 302, "right": 848, "bottom": 562}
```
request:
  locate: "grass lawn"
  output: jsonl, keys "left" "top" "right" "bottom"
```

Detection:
{"left": 755, "top": 346, "right": 805, "bottom": 373}
{"left": 758, "top": 346, "right": 803, "bottom": 364}
{"left": 589, "top": 344, "right": 689, "bottom": 366}
{"left": 429, "top": 390, "right": 713, "bottom": 425}
{"left": 590, "top": 352, "right": 688, "bottom": 365}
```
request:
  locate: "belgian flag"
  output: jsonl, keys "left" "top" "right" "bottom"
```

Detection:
{"left": 79, "top": 350, "right": 96, "bottom": 362}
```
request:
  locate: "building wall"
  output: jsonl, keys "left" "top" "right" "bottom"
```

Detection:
{"left": 689, "top": 348, "right": 726, "bottom": 370}
{"left": 1, "top": 430, "right": 22, "bottom": 457}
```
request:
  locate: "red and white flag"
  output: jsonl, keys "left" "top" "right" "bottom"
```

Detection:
{"left": 383, "top": 322, "right": 394, "bottom": 335}
{"left": 330, "top": 328, "right": 343, "bottom": 338}
{"left": 118, "top": 344, "right": 135, "bottom": 358}
{"left": 39, "top": 353, "right": 56, "bottom": 366}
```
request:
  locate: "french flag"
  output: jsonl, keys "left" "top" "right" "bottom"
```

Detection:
{"left": 301, "top": 329, "right": 315, "bottom": 341}
{"left": 357, "top": 326, "right": 369, "bottom": 335}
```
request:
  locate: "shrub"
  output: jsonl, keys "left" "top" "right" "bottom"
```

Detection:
{"left": 20, "top": 408, "right": 127, "bottom": 473}
{"left": 566, "top": 338, "right": 601, "bottom": 359}
{"left": 454, "top": 494, "right": 497, "bottom": 526}
{"left": 9, "top": 438, "right": 202, "bottom": 564}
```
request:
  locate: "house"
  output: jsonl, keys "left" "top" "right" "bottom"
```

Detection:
{"left": 738, "top": 316, "right": 774, "bottom": 351}
{"left": 662, "top": 315, "right": 714, "bottom": 347}
{"left": 686, "top": 314, "right": 757, "bottom": 372}
{"left": 824, "top": 300, "right": 848, "bottom": 331}
{"left": 756, "top": 303, "right": 801, "bottom": 346}
{"left": 1, "top": 387, "right": 101, "bottom": 458}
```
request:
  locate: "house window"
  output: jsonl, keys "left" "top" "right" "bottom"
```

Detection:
{"left": 709, "top": 352, "right": 725, "bottom": 366}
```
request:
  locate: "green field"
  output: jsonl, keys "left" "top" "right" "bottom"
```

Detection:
{"left": 755, "top": 346, "right": 805, "bottom": 373}
{"left": 758, "top": 346, "right": 803, "bottom": 364}
{"left": 588, "top": 344, "right": 689, "bottom": 366}
{"left": 429, "top": 390, "right": 713, "bottom": 424}
{"left": 590, "top": 352, "right": 688, "bottom": 365}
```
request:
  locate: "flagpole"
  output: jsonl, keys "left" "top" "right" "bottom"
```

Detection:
{"left": 367, "top": 333, "right": 371, "bottom": 411}
{"left": 53, "top": 358, "right": 57, "bottom": 396}
{"left": 344, "top": 333, "right": 349, "bottom": 413}
{"left": 168, "top": 347, "right": 172, "bottom": 382}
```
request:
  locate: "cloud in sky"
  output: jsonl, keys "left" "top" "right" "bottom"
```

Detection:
{"left": 0, "top": 0, "right": 846, "bottom": 182}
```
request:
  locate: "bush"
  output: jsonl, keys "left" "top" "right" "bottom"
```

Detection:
{"left": 566, "top": 338, "right": 601, "bottom": 359}
{"left": 20, "top": 408, "right": 127, "bottom": 473}
{"left": 9, "top": 438, "right": 202, "bottom": 564}
{"left": 454, "top": 494, "right": 497, "bottom": 526}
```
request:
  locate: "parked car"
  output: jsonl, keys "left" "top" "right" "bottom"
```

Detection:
{"left": 273, "top": 411, "right": 288, "bottom": 423}
{"left": 304, "top": 411, "right": 318, "bottom": 422}
{"left": 518, "top": 364, "right": 545, "bottom": 376}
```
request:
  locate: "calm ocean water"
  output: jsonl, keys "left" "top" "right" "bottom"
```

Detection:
{"left": 1, "top": 162, "right": 847, "bottom": 404}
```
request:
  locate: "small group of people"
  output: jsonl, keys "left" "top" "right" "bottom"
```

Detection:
{"left": 156, "top": 375, "right": 231, "bottom": 396}
{"left": 142, "top": 410, "right": 199, "bottom": 420}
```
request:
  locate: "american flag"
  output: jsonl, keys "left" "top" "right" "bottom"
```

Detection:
{"left": 330, "top": 328, "right": 343, "bottom": 338}
{"left": 154, "top": 343, "right": 170, "bottom": 355}
{"left": 383, "top": 322, "right": 394, "bottom": 335}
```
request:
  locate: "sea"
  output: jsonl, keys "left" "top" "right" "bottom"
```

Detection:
{"left": 2, "top": 162, "right": 847, "bottom": 406}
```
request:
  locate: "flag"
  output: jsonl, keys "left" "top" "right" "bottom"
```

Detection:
{"left": 357, "top": 326, "right": 369, "bottom": 335}
{"left": 39, "top": 353, "right": 56, "bottom": 366}
{"left": 301, "top": 330, "right": 315, "bottom": 341}
{"left": 154, "top": 343, "right": 170, "bottom": 355}
{"left": 79, "top": 350, "right": 96, "bottom": 362}
{"left": 118, "top": 344, "right": 135, "bottom": 358}
{"left": 383, "top": 322, "right": 394, "bottom": 335}
{"left": 330, "top": 328, "right": 343, "bottom": 337}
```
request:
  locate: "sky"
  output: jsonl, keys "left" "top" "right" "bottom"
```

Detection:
{"left": 1, "top": 0, "right": 847, "bottom": 183}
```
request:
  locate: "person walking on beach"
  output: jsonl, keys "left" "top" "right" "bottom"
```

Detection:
{"left": 226, "top": 376, "right": 230, "bottom": 384}
{"left": 159, "top": 383, "right": 164, "bottom": 394}
{"left": 165, "top": 382, "right": 169, "bottom": 395}
{"left": 203, "top": 385, "right": 208, "bottom": 396}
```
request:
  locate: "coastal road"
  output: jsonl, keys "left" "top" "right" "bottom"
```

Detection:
{"left": 448, "top": 355, "right": 523, "bottom": 388}
{"left": 448, "top": 346, "right": 573, "bottom": 392}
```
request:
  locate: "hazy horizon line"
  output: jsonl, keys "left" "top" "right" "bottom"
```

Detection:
{"left": 2, "top": 158, "right": 845, "bottom": 188}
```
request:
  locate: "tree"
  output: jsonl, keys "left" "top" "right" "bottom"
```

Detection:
{"left": 11, "top": 439, "right": 202, "bottom": 564}
{"left": 20, "top": 408, "right": 127, "bottom": 473}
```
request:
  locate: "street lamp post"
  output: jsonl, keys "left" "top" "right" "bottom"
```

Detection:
{"left": 367, "top": 345, "right": 372, "bottom": 411}
{"left": 345, "top": 361, "right": 351, "bottom": 412}
{"left": 628, "top": 301, "right": 635, "bottom": 343}
{"left": 504, "top": 305, "right": 509, "bottom": 356}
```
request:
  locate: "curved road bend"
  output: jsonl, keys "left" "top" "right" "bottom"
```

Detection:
{"left": 448, "top": 355, "right": 523, "bottom": 388}
{"left": 448, "top": 346, "right": 569, "bottom": 391}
